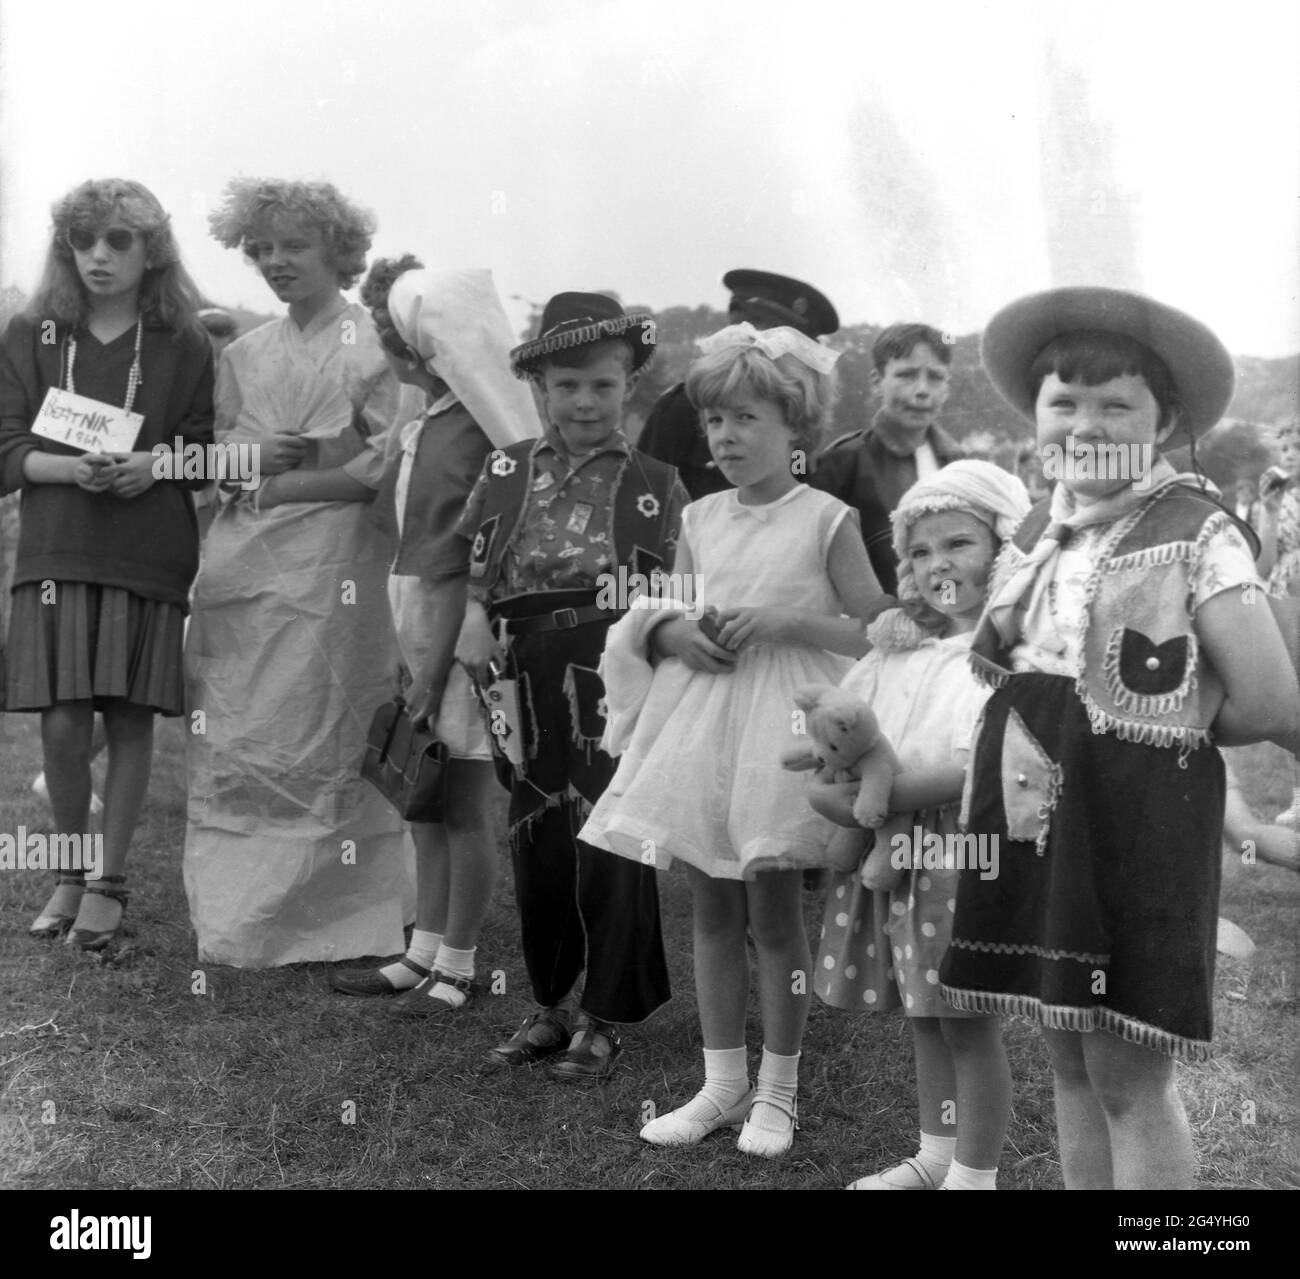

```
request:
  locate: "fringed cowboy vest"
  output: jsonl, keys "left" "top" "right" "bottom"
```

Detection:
{"left": 467, "top": 440, "right": 679, "bottom": 597}
{"left": 972, "top": 486, "right": 1237, "bottom": 751}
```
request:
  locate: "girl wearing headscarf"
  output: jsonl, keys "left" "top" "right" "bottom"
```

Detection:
{"left": 330, "top": 257, "right": 542, "bottom": 1011}
{"left": 811, "top": 460, "right": 1031, "bottom": 1191}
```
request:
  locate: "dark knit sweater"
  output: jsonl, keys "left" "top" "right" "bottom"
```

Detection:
{"left": 0, "top": 314, "right": 214, "bottom": 607}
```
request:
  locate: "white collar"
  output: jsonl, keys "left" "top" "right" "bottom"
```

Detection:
{"left": 726, "top": 484, "right": 808, "bottom": 523}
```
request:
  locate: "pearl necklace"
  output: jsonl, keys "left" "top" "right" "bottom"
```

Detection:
{"left": 65, "top": 317, "right": 144, "bottom": 414}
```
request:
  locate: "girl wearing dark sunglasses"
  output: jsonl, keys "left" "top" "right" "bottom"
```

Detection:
{"left": 0, "top": 178, "right": 214, "bottom": 950}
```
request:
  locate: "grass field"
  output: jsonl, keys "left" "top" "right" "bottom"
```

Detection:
{"left": 1, "top": 714, "right": 1297, "bottom": 1192}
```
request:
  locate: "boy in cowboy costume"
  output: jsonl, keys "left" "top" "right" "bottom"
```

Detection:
{"left": 457, "top": 292, "right": 686, "bottom": 1081}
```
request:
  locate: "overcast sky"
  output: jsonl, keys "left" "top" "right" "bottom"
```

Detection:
{"left": 2, "top": 0, "right": 1297, "bottom": 357}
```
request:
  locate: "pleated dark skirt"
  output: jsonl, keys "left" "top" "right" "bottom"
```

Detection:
{"left": 5, "top": 581, "right": 186, "bottom": 716}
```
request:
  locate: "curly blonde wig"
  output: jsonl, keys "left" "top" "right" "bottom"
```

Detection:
{"left": 208, "top": 178, "right": 376, "bottom": 289}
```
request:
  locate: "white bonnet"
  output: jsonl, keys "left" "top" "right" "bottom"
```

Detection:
{"left": 890, "top": 459, "right": 1032, "bottom": 575}
{"left": 867, "top": 460, "right": 1031, "bottom": 651}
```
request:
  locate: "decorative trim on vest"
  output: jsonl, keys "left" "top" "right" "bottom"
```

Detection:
{"left": 974, "top": 486, "right": 1230, "bottom": 754}
{"left": 1104, "top": 541, "right": 1196, "bottom": 575}
{"left": 469, "top": 514, "right": 502, "bottom": 580}
{"left": 563, "top": 662, "right": 607, "bottom": 762}
{"left": 467, "top": 440, "right": 677, "bottom": 594}
{"left": 1100, "top": 626, "right": 1199, "bottom": 719}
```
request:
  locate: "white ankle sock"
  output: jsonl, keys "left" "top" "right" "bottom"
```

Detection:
{"left": 941, "top": 1159, "right": 997, "bottom": 1190}
{"left": 427, "top": 943, "right": 476, "bottom": 1007}
{"left": 378, "top": 929, "right": 441, "bottom": 990}
{"left": 434, "top": 943, "right": 475, "bottom": 979}
{"left": 917, "top": 1131, "right": 956, "bottom": 1184}
{"left": 673, "top": 1047, "right": 749, "bottom": 1120}
{"left": 749, "top": 1047, "right": 799, "bottom": 1129}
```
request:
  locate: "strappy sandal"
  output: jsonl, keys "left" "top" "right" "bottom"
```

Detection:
{"left": 330, "top": 956, "right": 431, "bottom": 996}
{"left": 30, "top": 874, "right": 86, "bottom": 939}
{"left": 384, "top": 970, "right": 478, "bottom": 1018}
{"left": 66, "top": 876, "right": 129, "bottom": 952}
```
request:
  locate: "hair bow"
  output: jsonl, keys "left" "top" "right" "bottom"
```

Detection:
{"left": 696, "top": 322, "right": 840, "bottom": 375}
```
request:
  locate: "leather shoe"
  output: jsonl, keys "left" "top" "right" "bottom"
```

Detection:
{"left": 484, "top": 1008, "right": 572, "bottom": 1068}
{"left": 331, "top": 957, "right": 430, "bottom": 996}
{"left": 385, "top": 971, "right": 477, "bottom": 1018}
{"left": 549, "top": 1016, "right": 621, "bottom": 1084}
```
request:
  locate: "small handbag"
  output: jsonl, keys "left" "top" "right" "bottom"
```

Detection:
{"left": 360, "top": 697, "right": 447, "bottom": 823}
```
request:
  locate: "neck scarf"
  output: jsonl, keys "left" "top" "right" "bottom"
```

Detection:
{"left": 984, "top": 460, "right": 1196, "bottom": 647}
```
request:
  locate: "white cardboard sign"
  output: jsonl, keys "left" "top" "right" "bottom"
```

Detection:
{"left": 31, "top": 387, "right": 143, "bottom": 455}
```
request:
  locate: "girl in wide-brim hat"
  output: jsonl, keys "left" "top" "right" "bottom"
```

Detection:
{"left": 939, "top": 286, "right": 1300, "bottom": 1189}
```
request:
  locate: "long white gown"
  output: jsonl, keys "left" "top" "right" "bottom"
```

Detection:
{"left": 183, "top": 298, "right": 414, "bottom": 966}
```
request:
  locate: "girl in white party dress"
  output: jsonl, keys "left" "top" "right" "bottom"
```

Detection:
{"left": 582, "top": 324, "right": 881, "bottom": 1156}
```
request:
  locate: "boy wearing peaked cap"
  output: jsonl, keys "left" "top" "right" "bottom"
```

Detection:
{"left": 639, "top": 270, "right": 838, "bottom": 500}
{"left": 457, "top": 292, "right": 688, "bottom": 1082}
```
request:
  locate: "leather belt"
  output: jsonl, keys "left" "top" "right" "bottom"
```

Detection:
{"left": 502, "top": 604, "right": 622, "bottom": 636}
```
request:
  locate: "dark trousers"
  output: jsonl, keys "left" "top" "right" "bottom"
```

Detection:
{"left": 511, "top": 802, "right": 670, "bottom": 1023}
{"left": 500, "top": 608, "right": 670, "bottom": 1025}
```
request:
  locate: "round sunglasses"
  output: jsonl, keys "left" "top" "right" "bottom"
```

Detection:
{"left": 66, "top": 227, "right": 139, "bottom": 253}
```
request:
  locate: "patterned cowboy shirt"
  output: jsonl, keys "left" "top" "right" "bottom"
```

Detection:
{"left": 458, "top": 426, "right": 688, "bottom": 603}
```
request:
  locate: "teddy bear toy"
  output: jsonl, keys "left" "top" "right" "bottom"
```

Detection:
{"left": 781, "top": 683, "right": 904, "bottom": 890}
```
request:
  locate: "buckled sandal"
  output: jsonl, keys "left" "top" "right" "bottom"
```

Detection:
{"left": 483, "top": 1008, "right": 573, "bottom": 1069}
{"left": 331, "top": 956, "right": 430, "bottom": 997}
{"left": 30, "top": 874, "right": 86, "bottom": 939}
{"left": 65, "top": 876, "right": 128, "bottom": 952}
{"left": 384, "top": 970, "right": 477, "bottom": 1018}
{"left": 549, "top": 1016, "right": 622, "bottom": 1085}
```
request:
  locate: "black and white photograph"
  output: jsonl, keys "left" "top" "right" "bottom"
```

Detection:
{"left": 0, "top": 0, "right": 1296, "bottom": 1226}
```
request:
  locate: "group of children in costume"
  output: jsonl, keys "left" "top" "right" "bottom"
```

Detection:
{"left": 4, "top": 177, "right": 1297, "bottom": 1190}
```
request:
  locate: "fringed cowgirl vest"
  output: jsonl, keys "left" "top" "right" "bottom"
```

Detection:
{"left": 467, "top": 439, "right": 680, "bottom": 597}
{"left": 971, "top": 485, "right": 1236, "bottom": 751}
